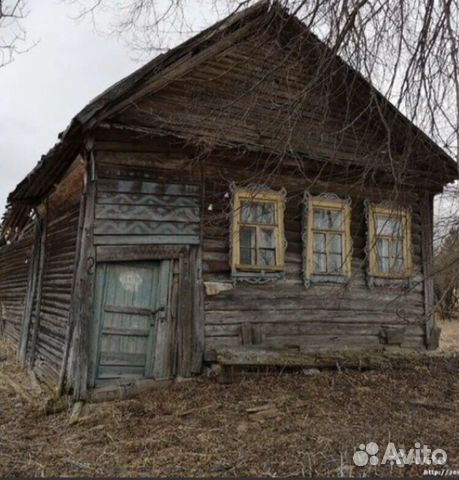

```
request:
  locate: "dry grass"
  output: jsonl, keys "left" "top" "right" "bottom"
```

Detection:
{"left": 0, "top": 338, "right": 458, "bottom": 477}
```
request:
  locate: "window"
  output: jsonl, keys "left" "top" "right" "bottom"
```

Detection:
{"left": 231, "top": 188, "right": 285, "bottom": 276}
{"left": 304, "top": 195, "right": 352, "bottom": 284}
{"left": 367, "top": 204, "right": 412, "bottom": 278}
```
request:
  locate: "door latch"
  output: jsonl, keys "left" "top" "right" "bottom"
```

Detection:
{"left": 150, "top": 306, "right": 166, "bottom": 324}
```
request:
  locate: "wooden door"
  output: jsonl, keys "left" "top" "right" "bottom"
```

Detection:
{"left": 89, "top": 261, "right": 171, "bottom": 385}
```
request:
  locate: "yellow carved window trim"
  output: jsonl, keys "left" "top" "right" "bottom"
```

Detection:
{"left": 231, "top": 188, "right": 285, "bottom": 273}
{"left": 304, "top": 196, "right": 352, "bottom": 281}
{"left": 368, "top": 204, "right": 412, "bottom": 278}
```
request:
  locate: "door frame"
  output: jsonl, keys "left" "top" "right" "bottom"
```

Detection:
{"left": 89, "top": 260, "right": 171, "bottom": 387}
{"left": 88, "top": 244, "right": 190, "bottom": 388}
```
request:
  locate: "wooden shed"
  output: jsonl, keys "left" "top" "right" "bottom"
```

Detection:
{"left": 0, "top": 1, "right": 457, "bottom": 399}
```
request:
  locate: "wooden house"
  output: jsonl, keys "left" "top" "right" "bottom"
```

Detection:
{"left": 0, "top": 1, "right": 457, "bottom": 399}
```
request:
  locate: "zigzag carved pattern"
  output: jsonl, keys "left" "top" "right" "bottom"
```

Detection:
{"left": 94, "top": 220, "right": 200, "bottom": 236}
{"left": 95, "top": 204, "right": 200, "bottom": 223}
{"left": 97, "top": 193, "right": 199, "bottom": 207}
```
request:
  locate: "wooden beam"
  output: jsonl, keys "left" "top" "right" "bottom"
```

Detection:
{"left": 56, "top": 168, "right": 87, "bottom": 397}
{"left": 421, "top": 193, "right": 435, "bottom": 347}
{"left": 96, "top": 244, "right": 186, "bottom": 262}
{"left": 28, "top": 204, "right": 48, "bottom": 368}
{"left": 191, "top": 245, "right": 205, "bottom": 374}
{"left": 177, "top": 247, "right": 192, "bottom": 377}
{"left": 69, "top": 151, "right": 96, "bottom": 400}
{"left": 17, "top": 217, "right": 41, "bottom": 365}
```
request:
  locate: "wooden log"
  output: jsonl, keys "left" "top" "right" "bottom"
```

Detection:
{"left": 87, "top": 378, "right": 173, "bottom": 403}
{"left": 215, "top": 346, "right": 429, "bottom": 369}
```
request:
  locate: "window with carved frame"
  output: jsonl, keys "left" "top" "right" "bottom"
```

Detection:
{"left": 231, "top": 187, "right": 285, "bottom": 276}
{"left": 367, "top": 204, "right": 412, "bottom": 278}
{"left": 303, "top": 194, "right": 352, "bottom": 285}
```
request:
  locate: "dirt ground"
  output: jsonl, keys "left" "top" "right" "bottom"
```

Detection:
{"left": 0, "top": 339, "right": 458, "bottom": 477}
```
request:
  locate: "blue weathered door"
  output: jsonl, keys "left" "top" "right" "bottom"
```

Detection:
{"left": 89, "top": 261, "right": 171, "bottom": 385}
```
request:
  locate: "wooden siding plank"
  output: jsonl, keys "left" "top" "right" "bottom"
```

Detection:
{"left": 95, "top": 204, "right": 200, "bottom": 222}
{"left": 98, "top": 179, "right": 199, "bottom": 196}
{"left": 94, "top": 219, "right": 200, "bottom": 236}
{"left": 97, "top": 192, "right": 199, "bottom": 207}
{"left": 96, "top": 245, "right": 186, "bottom": 262}
{"left": 99, "top": 352, "right": 146, "bottom": 366}
{"left": 94, "top": 235, "right": 200, "bottom": 245}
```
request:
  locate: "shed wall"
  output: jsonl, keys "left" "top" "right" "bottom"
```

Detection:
{"left": 202, "top": 157, "right": 426, "bottom": 358}
{"left": 31, "top": 204, "right": 80, "bottom": 385}
{"left": 0, "top": 225, "right": 35, "bottom": 344}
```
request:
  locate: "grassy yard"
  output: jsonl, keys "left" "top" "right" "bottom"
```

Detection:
{"left": 0, "top": 338, "right": 457, "bottom": 477}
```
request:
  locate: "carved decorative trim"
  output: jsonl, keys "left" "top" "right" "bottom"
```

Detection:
{"left": 96, "top": 244, "right": 188, "bottom": 262}
{"left": 303, "top": 191, "right": 353, "bottom": 288}
{"left": 229, "top": 183, "right": 287, "bottom": 284}
{"left": 364, "top": 200, "right": 414, "bottom": 289}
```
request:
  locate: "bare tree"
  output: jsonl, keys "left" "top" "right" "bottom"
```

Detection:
{"left": 0, "top": 0, "right": 27, "bottom": 67}
{"left": 68, "top": 0, "right": 459, "bottom": 319}
{"left": 434, "top": 227, "right": 459, "bottom": 319}
{"left": 66, "top": 1, "right": 459, "bottom": 167}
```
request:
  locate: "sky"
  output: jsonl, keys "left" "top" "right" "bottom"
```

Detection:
{"left": 0, "top": 0, "right": 139, "bottom": 216}
{"left": 1, "top": 1, "right": 457, "bottom": 226}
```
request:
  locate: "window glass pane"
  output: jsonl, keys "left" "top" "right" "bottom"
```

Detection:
{"left": 240, "top": 227, "right": 255, "bottom": 265}
{"left": 392, "top": 256, "right": 404, "bottom": 273}
{"left": 240, "top": 248, "right": 254, "bottom": 265}
{"left": 392, "top": 239, "right": 403, "bottom": 260}
{"left": 259, "top": 249, "right": 276, "bottom": 267}
{"left": 313, "top": 233, "right": 326, "bottom": 253}
{"left": 328, "top": 253, "right": 343, "bottom": 273}
{"left": 376, "top": 215, "right": 402, "bottom": 236}
{"left": 314, "top": 208, "right": 343, "bottom": 230}
{"left": 260, "top": 228, "right": 275, "bottom": 249}
{"left": 241, "top": 201, "right": 274, "bottom": 224}
{"left": 376, "top": 239, "right": 389, "bottom": 257}
{"left": 256, "top": 203, "right": 275, "bottom": 224}
{"left": 377, "top": 256, "right": 390, "bottom": 273}
{"left": 240, "top": 203, "right": 253, "bottom": 223}
{"left": 328, "top": 234, "right": 342, "bottom": 254}
{"left": 313, "top": 253, "right": 327, "bottom": 273}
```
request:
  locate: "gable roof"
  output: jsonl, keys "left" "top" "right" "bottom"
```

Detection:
{"left": 3, "top": 0, "right": 457, "bottom": 236}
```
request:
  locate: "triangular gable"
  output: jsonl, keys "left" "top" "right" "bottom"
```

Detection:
{"left": 101, "top": 9, "right": 456, "bottom": 190}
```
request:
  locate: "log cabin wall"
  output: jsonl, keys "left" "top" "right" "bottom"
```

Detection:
{"left": 26, "top": 162, "right": 84, "bottom": 386}
{"left": 0, "top": 222, "right": 36, "bottom": 345}
{"left": 90, "top": 147, "right": 203, "bottom": 377}
{"left": 201, "top": 154, "right": 426, "bottom": 359}
{"left": 30, "top": 205, "right": 81, "bottom": 385}
{"left": 90, "top": 137, "right": 426, "bottom": 364}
